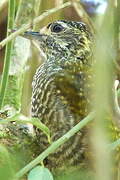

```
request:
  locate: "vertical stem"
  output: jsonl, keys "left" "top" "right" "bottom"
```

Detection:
{"left": 92, "top": 1, "right": 115, "bottom": 180}
{"left": 33, "top": 0, "right": 42, "bottom": 31}
{"left": 0, "top": 0, "right": 15, "bottom": 109}
{"left": 113, "top": 0, "right": 120, "bottom": 80}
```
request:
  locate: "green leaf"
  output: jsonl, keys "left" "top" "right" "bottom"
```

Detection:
{"left": 28, "top": 166, "right": 54, "bottom": 180}
{"left": 0, "top": 145, "right": 15, "bottom": 180}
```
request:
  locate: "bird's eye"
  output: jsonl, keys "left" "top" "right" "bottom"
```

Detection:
{"left": 50, "top": 23, "right": 64, "bottom": 33}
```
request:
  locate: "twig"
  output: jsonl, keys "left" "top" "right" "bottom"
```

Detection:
{"left": 0, "top": 0, "right": 16, "bottom": 109}
{"left": 33, "top": 0, "right": 42, "bottom": 31}
{"left": 71, "top": 0, "right": 95, "bottom": 34}
{"left": 113, "top": 0, "right": 120, "bottom": 52}
{"left": 15, "top": 112, "right": 95, "bottom": 178}
{"left": 112, "top": 80, "right": 120, "bottom": 128}
{"left": 108, "top": 138, "right": 120, "bottom": 151}
{"left": 113, "top": 0, "right": 120, "bottom": 79}
{"left": 0, "top": 1, "right": 72, "bottom": 50}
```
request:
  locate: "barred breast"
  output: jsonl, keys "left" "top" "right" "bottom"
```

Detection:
{"left": 31, "top": 61, "right": 91, "bottom": 169}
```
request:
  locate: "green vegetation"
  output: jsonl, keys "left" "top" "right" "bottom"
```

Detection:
{"left": 0, "top": 0, "right": 120, "bottom": 180}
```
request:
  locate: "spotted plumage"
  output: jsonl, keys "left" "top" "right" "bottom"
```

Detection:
{"left": 24, "top": 20, "right": 93, "bottom": 170}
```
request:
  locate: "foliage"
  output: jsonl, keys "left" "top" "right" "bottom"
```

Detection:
{"left": 0, "top": 0, "right": 120, "bottom": 180}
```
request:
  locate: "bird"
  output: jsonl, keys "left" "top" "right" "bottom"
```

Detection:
{"left": 23, "top": 20, "right": 94, "bottom": 172}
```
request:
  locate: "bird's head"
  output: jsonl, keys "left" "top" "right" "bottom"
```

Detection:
{"left": 24, "top": 20, "right": 93, "bottom": 69}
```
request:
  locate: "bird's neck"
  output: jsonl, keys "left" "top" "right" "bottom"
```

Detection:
{"left": 46, "top": 51, "right": 93, "bottom": 74}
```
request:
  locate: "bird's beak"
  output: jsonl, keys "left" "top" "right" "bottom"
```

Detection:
{"left": 23, "top": 31, "right": 47, "bottom": 41}
{"left": 24, "top": 31, "right": 40, "bottom": 38}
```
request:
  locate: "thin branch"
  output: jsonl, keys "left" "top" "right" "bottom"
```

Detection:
{"left": 15, "top": 112, "right": 95, "bottom": 178}
{"left": 33, "top": 0, "right": 42, "bottom": 31}
{"left": 71, "top": 0, "right": 95, "bottom": 34}
{"left": 108, "top": 138, "right": 120, "bottom": 151}
{"left": 0, "top": 0, "right": 16, "bottom": 109}
{"left": 112, "top": 80, "right": 120, "bottom": 128}
{"left": 0, "top": 1, "right": 72, "bottom": 50}
{"left": 113, "top": 0, "right": 120, "bottom": 52}
{"left": 113, "top": 0, "right": 120, "bottom": 79}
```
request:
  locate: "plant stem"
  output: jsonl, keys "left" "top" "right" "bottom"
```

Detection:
{"left": 15, "top": 112, "right": 94, "bottom": 178}
{"left": 72, "top": 0, "right": 95, "bottom": 34}
{"left": 108, "top": 139, "right": 120, "bottom": 151}
{"left": 92, "top": 1, "right": 115, "bottom": 179}
{"left": 0, "top": 0, "right": 15, "bottom": 109}
{"left": 0, "top": 1, "right": 72, "bottom": 50}
{"left": 33, "top": 0, "right": 42, "bottom": 31}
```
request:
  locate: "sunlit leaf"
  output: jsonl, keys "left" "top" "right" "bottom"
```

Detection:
{"left": 28, "top": 166, "right": 54, "bottom": 180}
{"left": 0, "top": 146, "right": 15, "bottom": 180}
